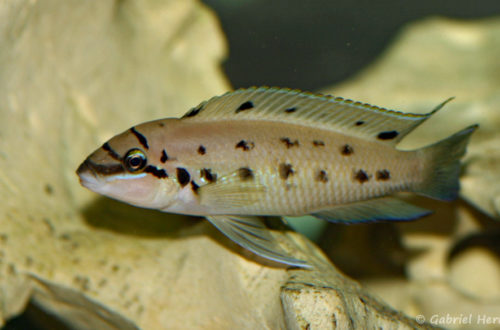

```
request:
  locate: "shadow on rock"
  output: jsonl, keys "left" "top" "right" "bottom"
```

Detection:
{"left": 80, "top": 197, "right": 200, "bottom": 237}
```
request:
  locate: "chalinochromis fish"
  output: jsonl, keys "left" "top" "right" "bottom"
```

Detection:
{"left": 77, "top": 87, "right": 477, "bottom": 267}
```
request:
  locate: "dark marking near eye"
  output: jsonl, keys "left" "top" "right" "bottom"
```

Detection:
{"left": 102, "top": 143, "right": 121, "bottom": 161}
{"left": 377, "top": 130, "right": 399, "bottom": 140}
{"left": 355, "top": 121, "right": 364, "bottom": 126}
{"left": 130, "top": 127, "right": 149, "bottom": 149}
{"left": 191, "top": 181, "right": 199, "bottom": 194}
{"left": 158, "top": 122, "right": 165, "bottom": 128}
{"left": 280, "top": 137, "right": 299, "bottom": 148}
{"left": 341, "top": 144, "right": 354, "bottom": 156}
{"left": 144, "top": 165, "right": 168, "bottom": 179}
{"left": 376, "top": 169, "right": 391, "bottom": 181}
{"left": 279, "top": 163, "right": 295, "bottom": 180}
{"left": 200, "top": 168, "right": 216, "bottom": 183}
{"left": 238, "top": 167, "right": 254, "bottom": 181}
{"left": 183, "top": 104, "right": 204, "bottom": 118}
{"left": 160, "top": 150, "right": 169, "bottom": 163}
{"left": 317, "top": 170, "right": 328, "bottom": 183}
{"left": 235, "top": 140, "right": 255, "bottom": 151}
{"left": 285, "top": 107, "right": 297, "bottom": 113}
{"left": 176, "top": 167, "right": 191, "bottom": 187}
{"left": 354, "top": 169, "right": 370, "bottom": 184}
{"left": 313, "top": 140, "right": 325, "bottom": 147}
{"left": 197, "top": 145, "right": 206, "bottom": 155}
{"left": 235, "top": 101, "right": 254, "bottom": 113}
{"left": 86, "top": 160, "right": 124, "bottom": 175}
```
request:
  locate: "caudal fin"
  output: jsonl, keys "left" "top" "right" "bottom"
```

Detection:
{"left": 415, "top": 124, "right": 478, "bottom": 201}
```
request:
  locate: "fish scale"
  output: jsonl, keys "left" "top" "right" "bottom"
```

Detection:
{"left": 77, "top": 87, "right": 477, "bottom": 267}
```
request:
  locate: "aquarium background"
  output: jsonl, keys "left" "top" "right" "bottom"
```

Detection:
{"left": 204, "top": 0, "right": 500, "bottom": 90}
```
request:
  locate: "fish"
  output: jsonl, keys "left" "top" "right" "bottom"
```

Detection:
{"left": 77, "top": 87, "right": 478, "bottom": 268}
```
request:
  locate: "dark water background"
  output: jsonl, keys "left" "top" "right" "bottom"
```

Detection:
{"left": 204, "top": 0, "right": 500, "bottom": 91}
{"left": 4, "top": 0, "right": 500, "bottom": 329}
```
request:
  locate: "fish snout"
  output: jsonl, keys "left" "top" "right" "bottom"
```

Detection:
{"left": 76, "top": 159, "right": 101, "bottom": 189}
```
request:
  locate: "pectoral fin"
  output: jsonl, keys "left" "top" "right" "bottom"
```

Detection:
{"left": 312, "top": 197, "right": 432, "bottom": 223}
{"left": 198, "top": 168, "right": 266, "bottom": 210}
{"left": 206, "top": 215, "right": 310, "bottom": 268}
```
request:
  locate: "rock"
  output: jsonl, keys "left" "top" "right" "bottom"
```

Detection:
{"left": 0, "top": 0, "right": 430, "bottom": 329}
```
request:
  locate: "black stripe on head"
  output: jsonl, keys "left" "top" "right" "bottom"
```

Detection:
{"left": 191, "top": 181, "right": 200, "bottom": 194}
{"left": 144, "top": 165, "right": 168, "bottom": 179}
{"left": 102, "top": 143, "right": 122, "bottom": 161}
{"left": 86, "top": 159, "right": 124, "bottom": 175}
{"left": 176, "top": 167, "right": 191, "bottom": 187}
{"left": 130, "top": 127, "right": 149, "bottom": 149}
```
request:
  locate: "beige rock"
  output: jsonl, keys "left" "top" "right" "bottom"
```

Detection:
{"left": 0, "top": 0, "right": 431, "bottom": 329}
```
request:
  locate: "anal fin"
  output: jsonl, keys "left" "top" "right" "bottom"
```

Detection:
{"left": 206, "top": 215, "right": 310, "bottom": 268}
{"left": 311, "top": 197, "right": 432, "bottom": 223}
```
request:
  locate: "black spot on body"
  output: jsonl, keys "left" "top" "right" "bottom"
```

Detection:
{"left": 236, "top": 101, "right": 254, "bottom": 113}
{"left": 200, "top": 168, "right": 216, "bottom": 183}
{"left": 313, "top": 140, "right": 325, "bottom": 147}
{"left": 160, "top": 149, "right": 169, "bottom": 163}
{"left": 355, "top": 121, "right": 364, "bottom": 126}
{"left": 235, "top": 140, "right": 255, "bottom": 151}
{"left": 317, "top": 170, "right": 328, "bottom": 183}
{"left": 285, "top": 107, "right": 297, "bottom": 113}
{"left": 354, "top": 169, "right": 370, "bottom": 184}
{"left": 176, "top": 167, "right": 191, "bottom": 186}
{"left": 183, "top": 104, "right": 203, "bottom": 118}
{"left": 377, "top": 130, "right": 399, "bottom": 140}
{"left": 238, "top": 167, "right": 254, "bottom": 181}
{"left": 376, "top": 169, "right": 391, "bottom": 181}
{"left": 102, "top": 142, "right": 121, "bottom": 160}
{"left": 191, "top": 181, "right": 199, "bottom": 194}
{"left": 280, "top": 137, "right": 299, "bottom": 148}
{"left": 341, "top": 144, "right": 354, "bottom": 156}
{"left": 144, "top": 166, "right": 168, "bottom": 179}
{"left": 130, "top": 127, "right": 149, "bottom": 149}
{"left": 197, "top": 145, "right": 206, "bottom": 155}
{"left": 279, "top": 163, "right": 295, "bottom": 180}
{"left": 158, "top": 122, "right": 165, "bottom": 128}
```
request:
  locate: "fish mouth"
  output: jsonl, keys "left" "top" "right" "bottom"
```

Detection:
{"left": 77, "top": 158, "right": 126, "bottom": 188}
{"left": 76, "top": 159, "right": 102, "bottom": 189}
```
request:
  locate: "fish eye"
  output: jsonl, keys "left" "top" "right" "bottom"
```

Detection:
{"left": 124, "top": 148, "right": 147, "bottom": 172}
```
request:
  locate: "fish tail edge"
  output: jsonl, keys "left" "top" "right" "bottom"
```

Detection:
{"left": 415, "top": 124, "right": 478, "bottom": 201}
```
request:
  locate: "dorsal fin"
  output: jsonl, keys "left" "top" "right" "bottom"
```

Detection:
{"left": 182, "top": 87, "right": 452, "bottom": 146}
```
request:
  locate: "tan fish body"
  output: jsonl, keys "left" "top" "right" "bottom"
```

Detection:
{"left": 77, "top": 87, "right": 477, "bottom": 267}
